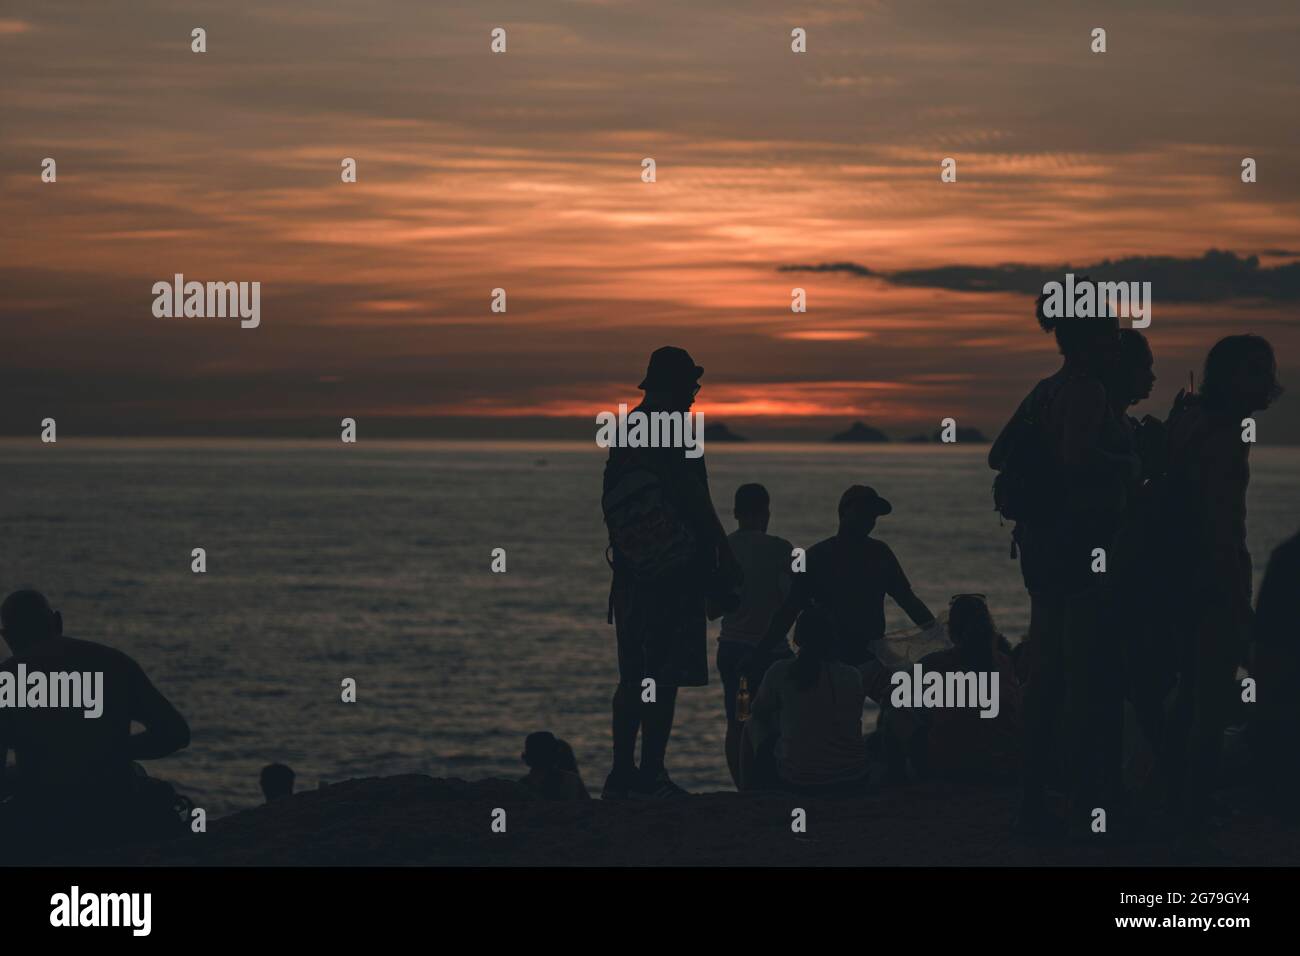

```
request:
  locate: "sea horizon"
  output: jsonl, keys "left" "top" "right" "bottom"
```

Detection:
{"left": 6, "top": 440, "right": 1299, "bottom": 815}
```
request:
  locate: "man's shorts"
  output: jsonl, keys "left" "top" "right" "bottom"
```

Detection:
{"left": 614, "top": 581, "right": 708, "bottom": 689}
{"left": 717, "top": 640, "right": 790, "bottom": 721}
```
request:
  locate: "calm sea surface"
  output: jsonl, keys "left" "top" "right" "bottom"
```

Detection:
{"left": 3, "top": 439, "right": 1298, "bottom": 814}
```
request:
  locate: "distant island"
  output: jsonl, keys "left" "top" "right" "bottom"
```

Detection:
{"left": 829, "top": 421, "right": 890, "bottom": 443}
{"left": 703, "top": 422, "right": 747, "bottom": 442}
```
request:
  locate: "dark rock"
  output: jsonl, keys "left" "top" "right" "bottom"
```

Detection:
{"left": 830, "top": 421, "right": 889, "bottom": 443}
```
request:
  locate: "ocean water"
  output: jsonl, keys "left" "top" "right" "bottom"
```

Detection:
{"left": 3, "top": 439, "right": 1298, "bottom": 814}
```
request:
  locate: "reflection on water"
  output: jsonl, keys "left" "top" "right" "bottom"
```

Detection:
{"left": 3, "top": 440, "right": 1297, "bottom": 813}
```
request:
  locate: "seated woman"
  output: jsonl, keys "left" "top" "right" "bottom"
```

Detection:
{"left": 739, "top": 606, "right": 868, "bottom": 796}
{"left": 907, "top": 594, "right": 1023, "bottom": 782}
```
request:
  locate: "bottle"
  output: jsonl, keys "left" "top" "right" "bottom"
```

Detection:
{"left": 736, "top": 676, "right": 751, "bottom": 722}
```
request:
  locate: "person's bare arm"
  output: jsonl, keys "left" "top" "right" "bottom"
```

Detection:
{"left": 895, "top": 589, "right": 935, "bottom": 628}
{"left": 677, "top": 460, "right": 741, "bottom": 582}
{"left": 885, "top": 549, "right": 935, "bottom": 627}
{"left": 125, "top": 660, "right": 191, "bottom": 760}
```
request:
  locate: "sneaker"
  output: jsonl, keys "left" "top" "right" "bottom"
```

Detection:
{"left": 601, "top": 766, "right": 639, "bottom": 801}
{"left": 633, "top": 768, "right": 690, "bottom": 799}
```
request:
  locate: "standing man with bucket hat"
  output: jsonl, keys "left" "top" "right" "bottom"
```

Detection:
{"left": 600, "top": 346, "right": 740, "bottom": 798}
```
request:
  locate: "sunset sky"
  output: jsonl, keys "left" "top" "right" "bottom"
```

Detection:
{"left": 3, "top": 0, "right": 1298, "bottom": 439}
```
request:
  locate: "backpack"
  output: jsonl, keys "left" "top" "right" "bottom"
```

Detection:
{"left": 991, "top": 378, "right": 1063, "bottom": 523}
{"left": 601, "top": 452, "right": 697, "bottom": 584}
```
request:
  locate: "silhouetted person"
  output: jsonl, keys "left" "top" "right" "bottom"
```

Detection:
{"left": 1248, "top": 530, "right": 1300, "bottom": 809}
{"left": 1162, "top": 335, "right": 1282, "bottom": 828}
{"left": 742, "top": 606, "right": 868, "bottom": 795}
{"left": 990, "top": 293, "right": 1132, "bottom": 837}
{"left": 758, "top": 485, "right": 935, "bottom": 670}
{"left": 907, "top": 595, "right": 1023, "bottom": 782}
{"left": 601, "top": 346, "right": 740, "bottom": 798}
{"left": 1107, "top": 329, "right": 1183, "bottom": 785}
{"left": 520, "top": 731, "right": 590, "bottom": 801}
{"left": 1109, "top": 329, "right": 1161, "bottom": 475}
{"left": 717, "top": 483, "right": 794, "bottom": 787}
{"left": 0, "top": 590, "right": 191, "bottom": 857}
{"left": 260, "top": 762, "right": 295, "bottom": 802}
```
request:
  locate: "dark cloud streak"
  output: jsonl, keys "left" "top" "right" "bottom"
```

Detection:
{"left": 781, "top": 250, "right": 1300, "bottom": 303}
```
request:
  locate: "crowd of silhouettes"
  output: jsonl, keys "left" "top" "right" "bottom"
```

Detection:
{"left": 1, "top": 322, "right": 1292, "bottom": 859}
{"left": 596, "top": 334, "right": 1294, "bottom": 843}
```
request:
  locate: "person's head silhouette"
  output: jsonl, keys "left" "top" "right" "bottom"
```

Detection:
{"left": 734, "top": 483, "right": 770, "bottom": 532}
{"left": 790, "top": 605, "right": 837, "bottom": 689}
{"left": 1035, "top": 278, "right": 1120, "bottom": 375}
{"left": 948, "top": 594, "right": 998, "bottom": 666}
{"left": 260, "top": 763, "right": 296, "bottom": 802}
{"left": 837, "top": 485, "right": 891, "bottom": 537}
{"left": 0, "top": 589, "right": 62, "bottom": 655}
{"left": 1201, "top": 334, "right": 1282, "bottom": 416}
{"left": 1111, "top": 329, "right": 1156, "bottom": 407}
{"left": 638, "top": 346, "right": 703, "bottom": 412}
{"left": 522, "top": 731, "right": 561, "bottom": 771}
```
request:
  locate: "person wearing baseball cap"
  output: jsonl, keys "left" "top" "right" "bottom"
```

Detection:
{"left": 755, "top": 482, "right": 935, "bottom": 672}
{"left": 837, "top": 484, "right": 893, "bottom": 520}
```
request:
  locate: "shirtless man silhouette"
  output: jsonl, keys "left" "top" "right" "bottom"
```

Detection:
{"left": 0, "top": 590, "right": 190, "bottom": 856}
